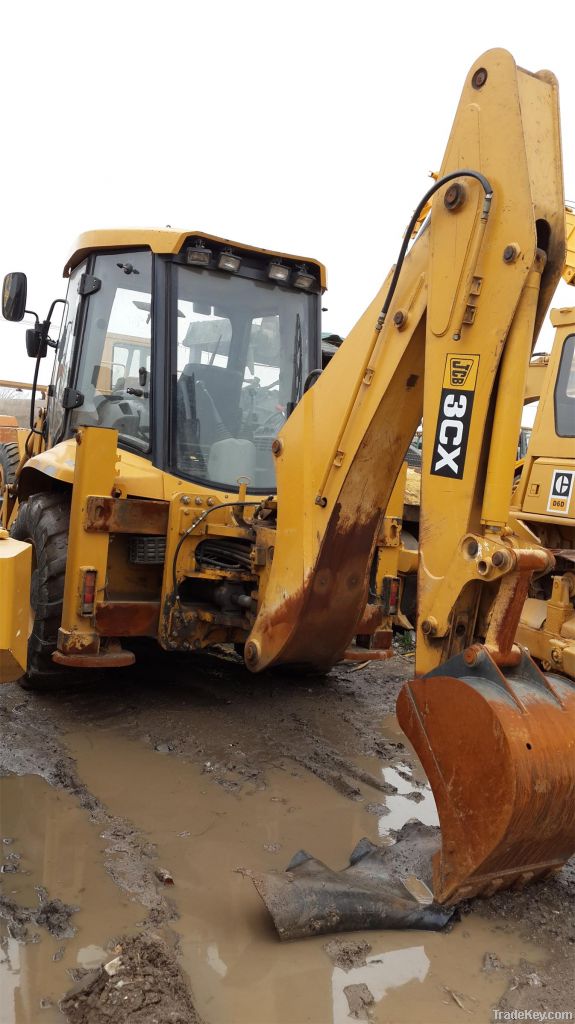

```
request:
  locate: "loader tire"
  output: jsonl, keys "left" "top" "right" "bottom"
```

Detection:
{"left": 10, "top": 492, "right": 70, "bottom": 689}
{"left": 0, "top": 442, "right": 20, "bottom": 492}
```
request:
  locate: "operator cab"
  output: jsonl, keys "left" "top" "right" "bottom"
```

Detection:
{"left": 4, "top": 230, "right": 325, "bottom": 494}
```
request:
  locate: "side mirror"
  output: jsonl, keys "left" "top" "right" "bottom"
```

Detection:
{"left": 26, "top": 327, "right": 47, "bottom": 359}
{"left": 2, "top": 272, "right": 28, "bottom": 322}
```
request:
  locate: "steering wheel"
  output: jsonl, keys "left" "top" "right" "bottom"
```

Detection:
{"left": 95, "top": 391, "right": 150, "bottom": 443}
{"left": 253, "top": 406, "right": 286, "bottom": 437}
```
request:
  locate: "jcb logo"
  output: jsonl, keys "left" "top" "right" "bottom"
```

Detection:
{"left": 442, "top": 353, "right": 480, "bottom": 392}
{"left": 432, "top": 354, "right": 479, "bottom": 479}
{"left": 449, "top": 358, "right": 473, "bottom": 388}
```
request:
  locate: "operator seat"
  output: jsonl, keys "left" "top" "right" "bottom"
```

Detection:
{"left": 180, "top": 362, "right": 243, "bottom": 436}
{"left": 177, "top": 371, "right": 226, "bottom": 452}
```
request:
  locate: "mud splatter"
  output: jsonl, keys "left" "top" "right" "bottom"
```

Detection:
{"left": 60, "top": 934, "right": 204, "bottom": 1024}
{"left": 0, "top": 893, "right": 77, "bottom": 944}
{"left": 323, "top": 938, "right": 372, "bottom": 971}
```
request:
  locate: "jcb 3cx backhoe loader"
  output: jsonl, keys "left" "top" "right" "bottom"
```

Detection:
{"left": 1, "top": 49, "right": 574, "bottom": 908}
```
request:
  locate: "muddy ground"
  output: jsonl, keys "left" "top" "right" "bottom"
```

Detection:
{"left": 0, "top": 646, "right": 573, "bottom": 1023}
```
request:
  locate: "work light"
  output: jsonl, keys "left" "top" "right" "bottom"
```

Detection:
{"left": 292, "top": 266, "right": 316, "bottom": 291}
{"left": 186, "top": 242, "right": 212, "bottom": 266}
{"left": 217, "top": 250, "right": 241, "bottom": 273}
{"left": 268, "top": 260, "right": 290, "bottom": 283}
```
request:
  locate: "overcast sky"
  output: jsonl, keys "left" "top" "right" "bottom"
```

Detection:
{"left": 1, "top": 0, "right": 574, "bottom": 397}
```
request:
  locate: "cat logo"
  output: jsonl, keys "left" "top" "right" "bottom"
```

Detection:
{"left": 547, "top": 469, "right": 574, "bottom": 515}
{"left": 433, "top": 354, "right": 480, "bottom": 479}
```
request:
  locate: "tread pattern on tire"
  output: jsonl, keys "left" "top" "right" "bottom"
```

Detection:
{"left": 10, "top": 492, "right": 70, "bottom": 685}
{"left": 0, "top": 443, "right": 20, "bottom": 489}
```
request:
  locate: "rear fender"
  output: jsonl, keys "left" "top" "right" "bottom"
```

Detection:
{"left": 18, "top": 439, "right": 76, "bottom": 501}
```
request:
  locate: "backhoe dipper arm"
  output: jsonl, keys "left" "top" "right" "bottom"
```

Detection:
{"left": 246, "top": 49, "right": 565, "bottom": 677}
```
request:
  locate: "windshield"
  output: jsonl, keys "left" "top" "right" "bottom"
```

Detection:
{"left": 173, "top": 264, "right": 315, "bottom": 491}
{"left": 69, "top": 251, "right": 152, "bottom": 450}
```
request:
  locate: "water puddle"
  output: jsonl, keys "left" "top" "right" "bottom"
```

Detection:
{"left": 380, "top": 711, "right": 407, "bottom": 741}
{"left": 380, "top": 712, "right": 428, "bottom": 782}
{"left": 62, "top": 728, "right": 547, "bottom": 1024}
{"left": 354, "top": 743, "right": 439, "bottom": 837}
{"left": 331, "top": 945, "right": 430, "bottom": 1021}
{"left": 0, "top": 774, "right": 142, "bottom": 1024}
{"left": 378, "top": 763, "right": 439, "bottom": 836}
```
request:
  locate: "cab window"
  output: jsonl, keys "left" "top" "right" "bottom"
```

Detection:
{"left": 49, "top": 261, "right": 86, "bottom": 444}
{"left": 69, "top": 251, "right": 152, "bottom": 452}
{"left": 555, "top": 335, "right": 575, "bottom": 437}
{"left": 173, "top": 264, "right": 314, "bottom": 491}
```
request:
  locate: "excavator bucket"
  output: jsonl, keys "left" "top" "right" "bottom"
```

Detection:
{"left": 397, "top": 647, "right": 575, "bottom": 904}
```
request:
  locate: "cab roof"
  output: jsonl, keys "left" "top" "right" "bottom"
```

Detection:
{"left": 64, "top": 228, "right": 327, "bottom": 289}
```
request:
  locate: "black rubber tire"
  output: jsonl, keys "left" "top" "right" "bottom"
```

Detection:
{"left": 0, "top": 442, "right": 20, "bottom": 491}
{"left": 10, "top": 493, "right": 70, "bottom": 689}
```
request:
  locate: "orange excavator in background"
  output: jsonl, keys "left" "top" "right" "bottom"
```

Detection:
{"left": 0, "top": 50, "right": 574, "bottom": 924}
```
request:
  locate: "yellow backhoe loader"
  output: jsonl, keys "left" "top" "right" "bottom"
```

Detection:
{"left": 1, "top": 50, "right": 574, "bottom": 913}
{"left": 512, "top": 311, "right": 575, "bottom": 675}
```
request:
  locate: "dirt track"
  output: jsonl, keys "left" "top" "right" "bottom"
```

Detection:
{"left": 0, "top": 647, "right": 573, "bottom": 1023}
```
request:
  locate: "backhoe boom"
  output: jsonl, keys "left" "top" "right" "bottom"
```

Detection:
{"left": 247, "top": 50, "right": 564, "bottom": 678}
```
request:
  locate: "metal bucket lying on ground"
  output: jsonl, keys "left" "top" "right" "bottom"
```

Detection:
{"left": 397, "top": 647, "right": 575, "bottom": 905}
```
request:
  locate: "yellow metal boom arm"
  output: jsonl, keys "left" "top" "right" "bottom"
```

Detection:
{"left": 247, "top": 49, "right": 565, "bottom": 677}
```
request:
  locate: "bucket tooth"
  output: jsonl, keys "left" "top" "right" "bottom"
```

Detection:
{"left": 396, "top": 647, "right": 575, "bottom": 905}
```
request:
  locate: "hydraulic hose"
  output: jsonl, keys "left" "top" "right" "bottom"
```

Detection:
{"left": 376, "top": 169, "right": 493, "bottom": 331}
{"left": 171, "top": 500, "right": 262, "bottom": 595}
{"left": 315, "top": 169, "right": 493, "bottom": 506}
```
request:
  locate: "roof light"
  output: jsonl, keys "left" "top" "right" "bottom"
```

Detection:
{"left": 268, "top": 260, "right": 290, "bottom": 283}
{"left": 217, "top": 249, "right": 241, "bottom": 273}
{"left": 186, "top": 242, "right": 212, "bottom": 266}
{"left": 293, "top": 265, "right": 316, "bottom": 291}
